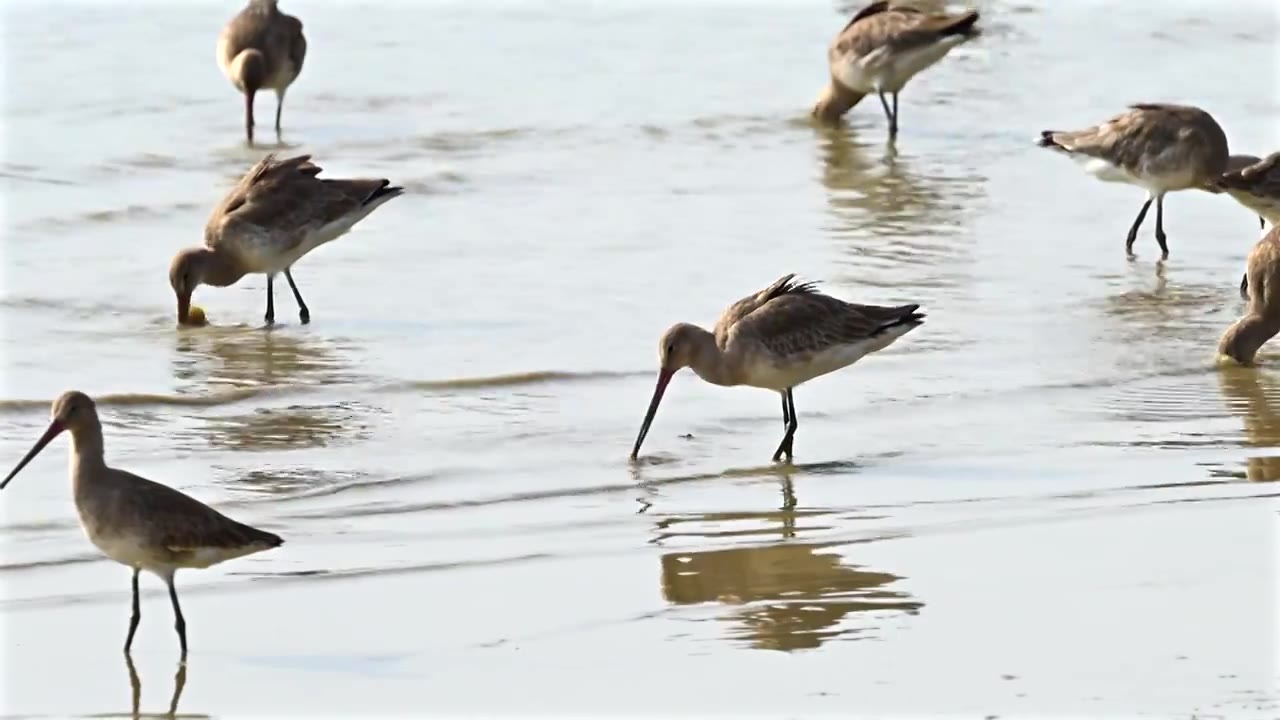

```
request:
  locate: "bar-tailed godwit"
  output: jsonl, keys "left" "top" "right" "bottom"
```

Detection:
{"left": 169, "top": 154, "right": 403, "bottom": 326}
{"left": 1219, "top": 227, "right": 1280, "bottom": 365}
{"left": 217, "top": 0, "right": 307, "bottom": 144}
{"left": 813, "top": 1, "right": 980, "bottom": 136}
{"left": 1209, "top": 151, "right": 1276, "bottom": 297}
{"left": 630, "top": 274, "right": 924, "bottom": 462}
{"left": 1209, "top": 151, "right": 1279, "bottom": 228}
{"left": 1037, "top": 103, "right": 1258, "bottom": 259}
{"left": 1, "top": 391, "right": 283, "bottom": 657}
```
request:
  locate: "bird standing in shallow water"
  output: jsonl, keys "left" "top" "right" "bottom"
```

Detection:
{"left": 1208, "top": 150, "right": 1280, "bottom": 228}
{"left": 813, "top": 1, "right": 980, "bottom": 137}
{"left": 1037, "top": 103, "right": 1258, "bottom": 259}
{"left": 1, "top": 391, "right": 283, "bottom": 658}
{"left": 630, "top": 274, "right": 924, "bottom": 462}
{"left": 1220, "top": 228, "right": 1280, "bottom": 366}
{"left": 169, "top": 154, "right": 403, "bottom": 327}
{"left": 1208, "top": 151, "right": 1280, "bottom": 297}
{"left": 217, "top": 0, "right": 307, "bottom": 145}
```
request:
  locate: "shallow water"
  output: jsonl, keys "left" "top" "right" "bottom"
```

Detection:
{"left": 2, "top": 0, "right": 1279, "bottom": 716}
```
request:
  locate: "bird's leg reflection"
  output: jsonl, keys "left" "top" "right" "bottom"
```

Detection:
{"left": 123, "top": 653, "right": 189, "bottom": 719}
{"left": 169, "top": 662, "right": 188, "bottom": 717}
{"left": 779, "top": 476, "right": 797, "bottom": 514}
{"left": 1151, "top": 258, "right": 1168, "bottom": 294}
{"left": 126, "top": 654, "right": 141, "bottom": 719}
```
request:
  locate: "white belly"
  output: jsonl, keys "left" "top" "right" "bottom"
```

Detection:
{"left": 743, "top": 326, "right": 916, "bottom": 391}
{"left": 86, "top": 529, "right": 159, "bottom": 571}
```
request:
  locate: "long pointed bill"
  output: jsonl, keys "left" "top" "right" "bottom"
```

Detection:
{"left": 630, "top": 368, "right": 675, "bottom": 460}
{"left": 176, "top": 290, "right": 192, "bottom": 325}
{"left": 1, "top": 420, "right": 65, "bottom": 490}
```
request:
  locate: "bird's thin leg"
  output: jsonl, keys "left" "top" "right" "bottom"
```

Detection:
{"left": 265, "top": 274, "right": 276, "bottom": 325}
{"left": 891, "top": 92, "right": 899, "bottom": 137}
{"left": 1154, "top": 194, "right": 1169, "bottom": 258}
{"left": 772, "top": 389, "right": 799, "bottom": 463}
{"left": 124, "top": 567, "right": 142, "bottom": 653}
{"left": 166, "top": 575, "right": 188, "bottom": 659}
{"left": 244, "top": 90, "right": 256, "bottom": 145}
{"left": 1125, "top": 196, "right": 1154, "bottom": 257}
{"left": 284, "top": 268, "right": 311, "bottom": 324}
{"left": 780, "top": 392, "right": 790, "bottom": 427}
{"left": 274, "top": 89, "right": 286, "bottom": 137}
{"left": 877, "top": 91, "right": 896, "bottom": 137}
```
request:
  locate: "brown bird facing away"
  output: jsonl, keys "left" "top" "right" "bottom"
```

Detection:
{"left": 630, "top": 274, "right": 924, "bottom": 462}
{"left": 813, "top": 1, "right": 980, "bottom": 137}
{"left": 217, "top": 0, "right": 306, "bottom": 144}
{"left": 1037, "top": 103, "right": 1258, "bottom": 259}
{"left": 1219, "top": 227, "right": 1280, "bottom": 366}
{"left": 169, "top": 154, "right": 403, "bottom": 326}
{"left": 0, "top": 391, "right": 283, "bottom": 657}
{"left": 1208, "top": 151, "right": 1278, "bottom": 297}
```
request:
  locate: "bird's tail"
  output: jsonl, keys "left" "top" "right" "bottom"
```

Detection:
{"left": 1037, "top": 130, "right": 1067, "bottom": 151}
{"left": 939, "top": 10, "right": 981, "bottom": 39}
{"left": 874, "top": 304, "right": 925, "bottom": 335}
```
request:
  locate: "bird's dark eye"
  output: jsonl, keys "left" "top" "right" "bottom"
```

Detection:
{"left": 665, "top": 343, "right": 673, "bottom": 355}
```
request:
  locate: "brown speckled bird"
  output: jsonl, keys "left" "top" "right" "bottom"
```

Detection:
{"left": 1038, "top": 103, "right": 1257, "bottom": 259}
{"left": 813, "top": 1, "right": 980, "bottom": 136}
{"left": 168, "top": 154, "right": 403, "bottom": 326}
{"left": 0, "top": 391, "right": 283, "bottom": 657}
{"left": 630, "top": 274, "right": 924, "bottom": 462}
{"left": 1220, "top": 228, "right": 1280, "bottom": 365}
{"left": 217, "top": 0, "right": 307, "bottom": 144}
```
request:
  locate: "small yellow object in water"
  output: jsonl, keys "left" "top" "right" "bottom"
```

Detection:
{"left": 188, "top": 305, "right": 207, "bottom": 325}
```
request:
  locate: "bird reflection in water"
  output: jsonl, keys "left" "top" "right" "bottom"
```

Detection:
{"left": 1217, "top": 365, "right": 1280, "bottom": 481}
{"left": 654, "top": 475, "right": 921, "bottom": 652}
{"left": 171, "top": 325, "right": 353, "bottom": 391}
{"left": 816, "top": 126, "right": 980, "bottom": 289}
{"left": 170, "top": 326, "right": 372, "bottom": 457}
{"left": 124, "top": 654, "right": 198, "bottom": 719}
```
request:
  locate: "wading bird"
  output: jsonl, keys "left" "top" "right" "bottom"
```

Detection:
{"left": 1220, "top": 228, "right": 1280, "bottom": 366}
{"left": 812, "top": 1, "right": 980, "bottom": 137}
{"left": 1037, "top": 103, "right": 1257, "bottom": 259}
{"left": 1, "top": 391, "right": 283, "bottom": 657}
{"left": 217, "top": 0, "right": 307, "bottom": 144}
{"left": 169, "top": 154, "right": 403, "bottom": 326}
{"left": 630, "top": 275, "right": 924, "bottom": 462}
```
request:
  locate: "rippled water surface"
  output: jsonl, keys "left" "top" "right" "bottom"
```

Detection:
{"left": 2, "top": 0, "right": 1279, "bottom": 716}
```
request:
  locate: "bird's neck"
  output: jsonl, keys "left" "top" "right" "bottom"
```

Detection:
{"left": 196, "top": 247, "right": 248, "bottom": 288}
{"left": 686, "top": 326, "right": 737, "bottom": 387}
{"left": 812, "top": 80, "right": 865, "bottom": 125}
{"left": 1220, "top": 314, "right": 1280, "bottom": 365}
{"left": 68, "top": 422, "right": 107, "bottom": 479}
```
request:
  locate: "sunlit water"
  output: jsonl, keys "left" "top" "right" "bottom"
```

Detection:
{"left": 2, "top": 0, "right": 1278, "bottom": 716}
